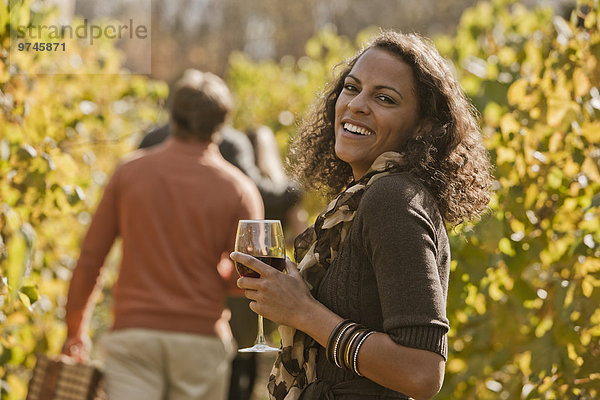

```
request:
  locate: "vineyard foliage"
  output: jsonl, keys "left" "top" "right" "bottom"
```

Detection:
{"left": 438, "top": 0, "right": 600, "bottom": 398}
{"left": 0, "top": 0, "right": 599, "bottom": 399}
{"left": 229, "top": 0, "right": 600, "bottom": 398}
{"left": 0, "top": 1, "right": 167, "bottom": 398}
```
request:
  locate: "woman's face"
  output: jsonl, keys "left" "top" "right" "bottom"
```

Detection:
{"left": 334, "top": 47, "right": 420, "bottom": 180}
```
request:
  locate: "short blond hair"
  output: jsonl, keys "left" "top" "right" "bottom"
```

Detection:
{"left": 170, "top": 69, "right": 233, "bottom": 141}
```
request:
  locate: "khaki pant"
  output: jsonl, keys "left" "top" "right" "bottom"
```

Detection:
{"left": 99, "top": 329, "right": 235, "bottom": 400}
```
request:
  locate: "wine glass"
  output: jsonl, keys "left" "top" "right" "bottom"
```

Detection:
{"left": 234, "top": 219, "right": 286, "bottom": 352}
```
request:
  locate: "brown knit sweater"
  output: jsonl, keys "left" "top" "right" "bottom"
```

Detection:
{"left": 313, "top": 172, "right": 450, "bottom": 399}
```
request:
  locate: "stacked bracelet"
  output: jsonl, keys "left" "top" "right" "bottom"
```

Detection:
{"left": 336, "top": 323, "right": 363, "bottom": 369}
{"left": 326, "top": 319, "right": 352, "bottom": 366}
{"left": 343, "top": 327, "right": 364, "bottom": 369}
{"left": 332, "top": 323, "right": 358, "bottom": 368}
{"left": 351, "top": 330, "right": 376, "bottom": 376}
{"left": 325, "top": 319, "right": 375, "bottom": 375}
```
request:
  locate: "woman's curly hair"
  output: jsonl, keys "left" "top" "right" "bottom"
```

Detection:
{"left": 288, "top": 31, "right": 493, "bottom": 225}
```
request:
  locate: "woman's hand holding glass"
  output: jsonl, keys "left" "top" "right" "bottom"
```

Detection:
{"left": 231, "top": 220, "right": 314, "bottom": 352}
{"left": 231, "top": 252, "right": 313, "bottom": 326}
{"left": 232, "top": 219, "right": 285, "bottom": 352}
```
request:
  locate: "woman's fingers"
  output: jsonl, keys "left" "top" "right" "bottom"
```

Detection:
{"left": 230, "top": 252, "right": 310, "bottom": 325}
{"left": 231, "top": 251, "right": 276, "bottom": 290}
{"left": 284, "top": 257, "right": 300, "bottom": 276}
{"left": 230, "top": 251, "right": 275, "bottom": 277}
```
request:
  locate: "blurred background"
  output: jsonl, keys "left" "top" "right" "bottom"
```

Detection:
{"left": 71, "top": 0, "right": 573, "bottom": 80}
{"left": 2, "top": 0, "right": 600, "bottom": 399}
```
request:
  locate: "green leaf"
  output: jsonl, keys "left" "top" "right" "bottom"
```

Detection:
{"left": 5, "top": 233, "right": 27, "bottom": 297}
{"left": 0, "top": 1, "right": 8, "bottom": 36}
{"left": 17, "top": 291, "right": 31, "bottom": 310}
{"left": 498, "top": 237, "right": 516, "bottom": 256}
{"left": 18, "top": 285, "right": 38, "bottom": 304}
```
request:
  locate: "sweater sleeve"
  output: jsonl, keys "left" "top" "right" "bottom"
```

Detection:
{"left": 359, "top": 174, "right": 449, "bottom": 359}
{"left": 65, "top": 168, "right": 120, "bottom": 338}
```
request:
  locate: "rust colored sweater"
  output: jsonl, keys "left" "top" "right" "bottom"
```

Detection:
{"left": 65, "top": 137, "right": 264, "bottom": 339}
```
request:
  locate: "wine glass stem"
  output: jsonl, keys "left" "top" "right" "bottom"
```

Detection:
{"left": 256, "top": 315, "right": 267, "bottom": 345}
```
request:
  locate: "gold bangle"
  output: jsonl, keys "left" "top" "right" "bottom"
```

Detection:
{"left": 326, "top": 319, "right": 352, "bottom": 365}
{"left": 344, "top": 329, "right": 364, "bottom": 370}
{"left": 332, "top": 323, "right": 356, "bottom": 369}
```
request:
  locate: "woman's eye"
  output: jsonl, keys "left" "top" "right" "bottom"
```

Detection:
{"left": 343, "top": 84, "right": 358, "bottom": 92}
{"left": 376, "top": 95, "right": 395, "bottom": 104}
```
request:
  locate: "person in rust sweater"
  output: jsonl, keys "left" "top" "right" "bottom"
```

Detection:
{"left": 62, "top": 70, "right": 264, "bottom": 400}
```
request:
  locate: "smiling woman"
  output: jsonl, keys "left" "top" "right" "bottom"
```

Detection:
{"left": 334, "top": 48, "right": 421, "bottom": 181}
{"left": 289, "top": 31, "right": 492, "bottom": 225}
{"left": 232, "top": 30, "right": 493, "bottom": 400}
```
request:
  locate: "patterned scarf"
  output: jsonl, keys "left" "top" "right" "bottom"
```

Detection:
{"left": 267, "top": 152, "right": 407, "bottom": 400}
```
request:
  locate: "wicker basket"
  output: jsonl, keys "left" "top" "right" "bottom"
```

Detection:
{"left": 26, "top": 355, "right": 106, "bottom": 400}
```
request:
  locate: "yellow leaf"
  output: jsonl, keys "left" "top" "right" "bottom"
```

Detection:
{"left": 507, "top": 79, "right": 527, "bottom": 107}
{"left": 524, "top": 41, "right": 544, "bottom": 71}
{"left": 547, "top": 97, "right": 576, "bottom": 128}
{"left": 538, "top": 376, "right": 553, "bottom": 392}
{"left": 447, "top": 358, "right": 467, "bottom": 373}
{"left": 545, "top": 69, "right": 575, "bottom": 126}
{"left": 0, "top": 1, "right": 8, "bottom": 36}
{"left": 509, "top": 218, "right": 525, "bottom": 234}
{"left": 455, "top": 310, "right": 468, "bottom": 324}
{"left": 581, "top": 331, "right": 591, "bottom": 346}
{"left": 497, "top": 47, "right": 517, "bottom": 66}
{"left": 17, "top": 291, "right": 32, "bottom": 311}
{"left": 489, "top": 281, "right": 504, "bottom": 301}
{"left": 584, "top": 11, "right": 596, "bottom": 29}
{"left": 582, "top": 277, "right": 594, "bottom": 298}
{"left": 564, "top": 198, "right": 579, "bottom": 212}
{"left": 499, "top": 237, "right": 516, "bottom": 256}
{"left": 587, "top": 325, "right": 600, "bottom": 337}
{"left": 567, "top": 343, "right": 578, "bottom": 361}
{"left": 581, "top": 258, "right": 600, "bottom": 274}
{"left": 580, "top": 122, "right": 600, "bottom": 143}
{"left": 496, "top": 147, "right": 517, "bottom": 165}
{"left": 535, "top": 317, "right": 553, "bottom": 337}
{"left": 5, "top": 311, "right": 28, "bottom": 326}
{"left": 6, "top": 233, "right": 27, "bottom": 297}
{"left": 524, "top": 185, "right": 540, "bottom": 209}
{"left": 516, "top": 351, "right": 532, "bottom": 376}
{"left": 548, "top": 131, "right": 564, "bottom": 153}
{"left": 6, "top": 374, "right": 28, "bottom": 400}
{"left": 474, "top": 293, "right": 486, "bottom": 314}
{"left": 500, "top": 114, "right": 521, "bottom": 137}
{"left": 573, "top": 68, "right": 590, "bottom": 98}
{"left": 563, "top": 158, "right": 580, "bottom": 178}
{"left": 547, "top": 167, "right": 563, "bottom": 189}
{"left": 581, "top": 158, "right": 600, "bottom": 182}
{"left": 483, "top": 102, "right": 503, "bottom": 126}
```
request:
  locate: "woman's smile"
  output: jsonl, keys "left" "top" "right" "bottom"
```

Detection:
{"left": 342, "top": 122, "right": 375, "bottom": 137}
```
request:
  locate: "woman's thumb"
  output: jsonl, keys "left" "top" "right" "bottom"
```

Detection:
{"left": 284, "top": 257, "right": 300, "bottom": 275}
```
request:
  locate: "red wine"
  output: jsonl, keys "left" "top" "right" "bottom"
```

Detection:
{"left": 235, "top": 256, "right": 286, "bottom": 278}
